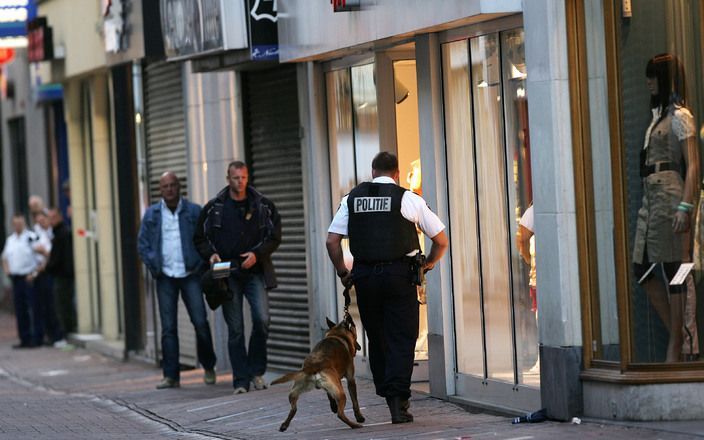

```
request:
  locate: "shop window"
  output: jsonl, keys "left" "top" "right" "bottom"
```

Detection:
{"left": 442, "top": 28, "right": 537, "bottom": 387}
{"left": 325, "top": 63, "right": 380, "bottom": 354}
{"left": 576, "top": 0, "right": 704, "bottom": 369}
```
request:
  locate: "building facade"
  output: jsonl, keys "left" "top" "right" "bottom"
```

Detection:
{"left": 13, "top": 0, "right": 704, "bottom": 422}
{"left": 278, "top": 0, "right": 704, "bottom": 421}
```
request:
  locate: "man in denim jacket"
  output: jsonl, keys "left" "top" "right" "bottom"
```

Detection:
{"left": 138, "top": 171, "right": 217, "bottom": 389}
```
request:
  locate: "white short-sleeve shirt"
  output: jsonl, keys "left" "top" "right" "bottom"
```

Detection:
{"left": 2, "top": 229, "right": 38, "bottom": 275}
{"left": 328, "top": 176, "right": 446, "bottom": 239}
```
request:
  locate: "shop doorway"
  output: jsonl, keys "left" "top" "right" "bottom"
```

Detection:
{"left": 442, "top": 26, "right": 539, "bottom": 410}
{"left": 325, "top": 47, "right": 428, "bottom": 383}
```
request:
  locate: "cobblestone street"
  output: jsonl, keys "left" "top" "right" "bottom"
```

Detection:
{"left": 0, "top": 312, "right": 701, "bottom": 439}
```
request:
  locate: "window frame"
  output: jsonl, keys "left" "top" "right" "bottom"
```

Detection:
{"left": 569, "top": 0, "right": 704, "bottom": 382}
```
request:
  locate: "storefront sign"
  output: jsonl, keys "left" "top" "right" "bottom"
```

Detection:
{"left": 160, "top": 0, "right": 247, "bottom": 60}
{"left": 0, "top": 0, "right": 36, "bottom": 48}
{"left": 27, "top": 16, "right": 52, "bottom": 62}
{"left": 331, "top": 0, "right": 360, "bottom": 12}
{"left": 248, "top": 0, "right": 278, "bottom": 60}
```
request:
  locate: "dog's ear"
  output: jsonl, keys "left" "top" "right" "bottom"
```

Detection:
{"left": 355, "top": 341, "right": 362, "bottom": 351}
{"left": 326, "top": 317, "right": 336, "bottom": 329}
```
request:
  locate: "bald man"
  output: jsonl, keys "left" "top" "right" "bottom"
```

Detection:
{"left": 138, "top": 172, "right": 217, "bottom": 389}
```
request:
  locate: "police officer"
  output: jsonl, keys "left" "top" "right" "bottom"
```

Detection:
{"left": 326, "top": 152, "right": 448, "bottom": 424}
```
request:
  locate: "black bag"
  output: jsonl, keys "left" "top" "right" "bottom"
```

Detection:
{"left": 200, "top": 268, "right": 233, "bottom": 310}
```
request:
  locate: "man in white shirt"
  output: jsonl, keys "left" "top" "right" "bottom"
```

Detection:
{"left": 326, "top": 152, "right": 448, "bottom": 424}
{"left": 138, "top": 172, "right": 217, "bottom": 389}
{"left": 1, "top": 214, "right": 41, "bottom": 348}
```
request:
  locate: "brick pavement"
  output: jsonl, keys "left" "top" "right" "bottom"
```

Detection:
{"left": 0, "top": 311, "right": 701, "bottom": 439}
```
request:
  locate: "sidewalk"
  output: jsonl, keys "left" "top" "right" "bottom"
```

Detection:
{"left": 0, "top": 311, "right": 701, "bottom": 440}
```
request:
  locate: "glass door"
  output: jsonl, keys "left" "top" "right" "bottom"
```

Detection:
{"left": 325, "top": 53, "right": 428, "bottom": 373}
{"left": 326, "top": 62, "right": 380, "bottom": 356}
{"left": 443, "top": 27, "right": 539, "bottom": 409}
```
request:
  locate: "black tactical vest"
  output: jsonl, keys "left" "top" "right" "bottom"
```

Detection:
{"left": 347, "top": 182, "right": 420, "bottom": 262}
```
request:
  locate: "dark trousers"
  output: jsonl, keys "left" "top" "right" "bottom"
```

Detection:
{"left": 353, "top": 261, "right": 419, "bottom": 400}
{"left": 156, "top": 274, "right": 217, "bottom": 380}
{"left": 53, "top": 277, "right": 76, "bottom": 334}
{"left": 222, "top": 273, "right": 270, "bottom": 389}
{"left": 11, "top": 275, "right": 42, "bottom": 346}
{"left": 35, "top": 272, "right": 63, "bottom": 343}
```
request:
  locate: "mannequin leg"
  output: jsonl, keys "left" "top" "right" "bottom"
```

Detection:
{"left": 666, "top": 293, "right": 684, "bottom": 362}
{"left": 642, "top": 276, "right": 686, "bottom": 362}
{"left": 642, "top": 278, "right": 671, "bottom": 332}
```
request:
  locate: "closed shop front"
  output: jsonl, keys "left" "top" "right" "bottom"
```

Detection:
{"left": 242, "top": 65, "right": 311, "bottom": 371}
{"left": 143, "top": 61, "right": 197, "bottom": 366}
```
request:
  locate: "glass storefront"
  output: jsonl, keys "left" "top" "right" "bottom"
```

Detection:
{"left": 325, "top": 57, "right": 427, "bottom": 364}
{"left": 442, "top": 26, "right": 538, "bottom": 390}
{"left": 579, "top": 0, "right": 704, "bottom": 369}
{"left": 326, "top": 64, "right": 379, "bottom": 354}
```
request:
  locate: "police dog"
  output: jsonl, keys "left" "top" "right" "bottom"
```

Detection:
{"left": 271, "top": 315, "right": 365, "bottom": 431}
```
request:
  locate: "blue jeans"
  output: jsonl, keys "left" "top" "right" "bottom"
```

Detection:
{"left": 156, "top": 274, "right": 216, "bottom": 380}
{"left": 11, "top": 275, "right": 41, "bottom": 346}
{"left": 222, "top": 273, "right": 270, "bottom": 390}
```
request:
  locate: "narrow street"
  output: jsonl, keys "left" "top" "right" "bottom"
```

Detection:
{"left": 0, "top": 312, "right": 699, "bottom": 440}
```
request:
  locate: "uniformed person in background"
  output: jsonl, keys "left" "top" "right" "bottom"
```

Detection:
{"left": 326, "top": 152, "right": 448, "bottom": 424}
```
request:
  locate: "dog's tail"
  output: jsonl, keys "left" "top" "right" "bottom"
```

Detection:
{"left": 271, "top": 371, "right": 304, "bottom": 385}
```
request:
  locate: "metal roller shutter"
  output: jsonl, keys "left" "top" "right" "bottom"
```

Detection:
{"left": 143, "top": 61, "right": 197, "bottom": 367}
{"left": 243, "top": 65, "right": 310, "bottom": 371}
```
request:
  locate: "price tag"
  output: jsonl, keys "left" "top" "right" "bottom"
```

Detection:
{"left": 669, "top": 263, "right": 694, "bottom": 286}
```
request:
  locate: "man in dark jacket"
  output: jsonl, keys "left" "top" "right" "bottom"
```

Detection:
{"left": 46, "top": 208, "right": 75, "bottom": 336}
{"left": 138, "top": 172, "right": 217, "bottom": 389}
{"left": 194, "top": 161, "right": 281, "bottom": 394}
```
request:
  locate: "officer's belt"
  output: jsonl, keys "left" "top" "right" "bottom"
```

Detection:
{"left": 640, "top": 161, "right": 678, "bottom": 178}
{"left": 354, "top": 257, "right": 410, "bottom": 266}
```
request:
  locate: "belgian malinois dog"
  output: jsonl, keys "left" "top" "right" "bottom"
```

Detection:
{"left": 271, "top": 315, "right": 365, "bottom": 432}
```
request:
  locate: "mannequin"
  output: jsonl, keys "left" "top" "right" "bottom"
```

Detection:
{"left": 633, "top": 53, "right": 700, "bottom": 362}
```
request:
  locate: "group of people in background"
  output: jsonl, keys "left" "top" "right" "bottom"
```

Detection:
{"left": 1, "top": 195, "right": 75, "bottom": 349}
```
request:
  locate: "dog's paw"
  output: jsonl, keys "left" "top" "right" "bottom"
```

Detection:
{"left": 279, "top": 423, "right": 289, "bottom": 432}
{"left": 350, "top": 422, "right": 363, "bottom": 429}
{"left": 355, "top": 414, "right": 365, "bottom": 423}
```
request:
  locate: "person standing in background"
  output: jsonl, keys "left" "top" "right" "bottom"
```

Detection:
{"left": 46, "top": 208, "right": 77, "bottom": 338}
{"left": 30, "top": 209, "right": 64, "bottom": 347}
{"left": 2, "top": 214, "right": 41, "bottom": 348}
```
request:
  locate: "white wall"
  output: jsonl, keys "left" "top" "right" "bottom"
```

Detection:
{"left": 523, "top": 0, "right": 582, "bottom": 347}
{"left": 183, "top": 63, "right": 246, "bottom": 205}
{"left": 1, "top": 49, "right": 49, "bottom": 232}
{"left": 39, "top": 0, "right": 105, "bottom": 79}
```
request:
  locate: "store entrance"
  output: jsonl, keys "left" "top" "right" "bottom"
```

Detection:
{"left": 391, "top": 57, "right": 430, "bottom": 385}
{"left": 324, "top": 46, "right": 428, "bottom": 384}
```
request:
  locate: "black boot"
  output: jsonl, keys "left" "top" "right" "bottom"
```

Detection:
{"left": 386, "top": 396, "right": 414, "bottom": 424}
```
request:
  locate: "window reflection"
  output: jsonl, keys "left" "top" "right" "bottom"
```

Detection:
{"left": 326, "top": 63, "right": 381, "bottom": 357}
{"left": 443, "top": 28, "right": 537, "bottom": 386}
{"left": 501, "top": 29, "right": 539, "bottom": 386}
{"left": 584, "top": 0, "right": 620, "bottom": 362}
{"left": 443, "top": 39, "right": 484, "bottom": 377}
